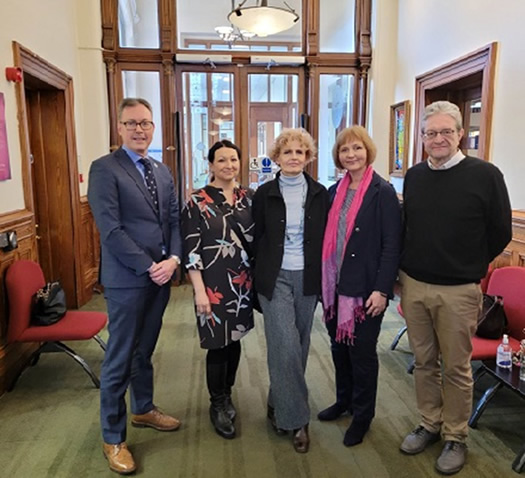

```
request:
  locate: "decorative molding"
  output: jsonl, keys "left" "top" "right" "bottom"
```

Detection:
{"left": 101, "top": 0, "right": 117, "bottom": 50}
{"left": 413, "top": 43, "right": 497, "bottom": 165}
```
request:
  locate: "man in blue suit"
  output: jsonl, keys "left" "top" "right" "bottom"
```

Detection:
{"left": 88, "top": 98, "right": 182, "bottom": 475}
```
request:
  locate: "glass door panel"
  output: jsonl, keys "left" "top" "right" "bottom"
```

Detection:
{"left": 317, "top": 74, "right": 354, "bottom": 187}
{"left": 247, "top": 73, "right": 299, "bottom": 189}
{"left": 181, "top": 71, "right": 235, "bottom": 198}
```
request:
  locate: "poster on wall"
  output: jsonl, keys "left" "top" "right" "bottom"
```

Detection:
{"left": 0, "top": 93, "right": 12, "bottom": 181}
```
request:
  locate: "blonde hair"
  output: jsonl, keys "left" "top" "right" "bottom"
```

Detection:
{"left": 269, "top": 128, "right": 317, "bottom": 163}
{"left": 332, "top": 126, "right": 377, "bottom": 169}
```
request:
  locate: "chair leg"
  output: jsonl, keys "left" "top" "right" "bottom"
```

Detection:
{"left": 512, "top": 444, "right": 525, "bottom": 473}
{"left": 7, "top": 344, "right": 47, "bottom": 391}
{"left": 93, "top": 334, "right": 107, "bottom": 351}
{"left": 472, "top": 364, "right": 487, "bottom": 383}
{"left": 390, "top": 325, "right": 408, "bottom": 350}
{"left": 468, "top": 380, "right": 503, "bottom": 428}
{"left": 49, "top": 341, "right": 101, "bottom": 388}
{"left": 407, "top": 359, "right": 415, "bottom": 374}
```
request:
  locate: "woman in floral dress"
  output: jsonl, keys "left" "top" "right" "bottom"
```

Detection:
{"left": 182, "top": 140, "right": 254, "bottom": 440}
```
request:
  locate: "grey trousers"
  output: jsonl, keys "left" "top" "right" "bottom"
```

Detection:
{"left": 259, "top": 269, "right": 318, "bottom": 430}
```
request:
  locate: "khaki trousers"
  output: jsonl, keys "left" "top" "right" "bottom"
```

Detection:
{"left": 399, "top": 271, "right": 482, "bottom": 442}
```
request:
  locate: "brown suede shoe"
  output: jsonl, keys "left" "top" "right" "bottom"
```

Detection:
{"left": 293, "top": 424, "right": 310, "bottom": 453}
{"left": 103, "top": 442, "right": 136, "bottom": 475}
{"left": 131, "top": 406, "right": 181, "bottom": 431}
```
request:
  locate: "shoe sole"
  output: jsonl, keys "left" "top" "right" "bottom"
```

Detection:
{"left": 215, "top": 428, "right": 236, "bottom": 439}
{"left": 435, "top": 463, "right": 464, "bottom": 475}
{"left": 131, "top": 421, "right": 180, "bottom": 432}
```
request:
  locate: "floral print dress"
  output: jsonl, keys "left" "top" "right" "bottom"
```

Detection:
{"left": 182, "top": 185, "right": 255, "bottom": 349}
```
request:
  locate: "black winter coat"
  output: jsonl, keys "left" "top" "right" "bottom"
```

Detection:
{"left": 253, "top": 172, "right": 329, "bottom": 300}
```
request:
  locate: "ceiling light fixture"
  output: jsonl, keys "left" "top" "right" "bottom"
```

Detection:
{"left": 228, "top": 0, "right": 299, "bottom": 38}
{"left": 214, "top": 25, "right": 256, "bottom": 44}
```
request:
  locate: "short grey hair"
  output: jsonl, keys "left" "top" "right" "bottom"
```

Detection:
{"left": 118, "top": 98, "right": 153, "bottom": 119}
{"left": 421, "top": 100, "right": 463, "bottom": 133}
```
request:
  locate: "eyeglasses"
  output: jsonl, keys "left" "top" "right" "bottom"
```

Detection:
{"left": 120, "top": 120, "right": 154, "bottom": 131}
{"left": 422, "top": 129, "right": 457, "bottom": 140}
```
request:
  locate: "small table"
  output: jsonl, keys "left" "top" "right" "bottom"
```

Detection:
{"left": 469, "top": 359, "right": 525, "bottom": 473}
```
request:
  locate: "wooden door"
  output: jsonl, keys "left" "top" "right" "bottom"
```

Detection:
{"left": 25, "top": 88, "right": 76, "bottom": 307}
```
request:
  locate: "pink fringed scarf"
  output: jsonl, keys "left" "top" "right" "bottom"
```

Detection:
{"left": 321, "top": 166, "right": 374, "bottom": 343}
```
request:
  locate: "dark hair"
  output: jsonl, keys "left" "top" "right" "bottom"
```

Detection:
{"left": 208, "top": 140, "right": 242, "bottom": 163}
{"left": 118, "top": 98, "right": 153, "bottom": 119}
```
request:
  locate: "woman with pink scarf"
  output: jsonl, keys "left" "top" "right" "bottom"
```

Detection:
{"left": 319, "top": 126, "right": 401, "bottom": 446}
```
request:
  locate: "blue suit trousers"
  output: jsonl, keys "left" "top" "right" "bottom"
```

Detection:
{"left": 100, "top": 283, "right": 170, "bottom": 444}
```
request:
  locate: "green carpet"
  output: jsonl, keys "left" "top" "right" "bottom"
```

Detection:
{"left": 0, "top": 285, "right": 522, "bottom": 477}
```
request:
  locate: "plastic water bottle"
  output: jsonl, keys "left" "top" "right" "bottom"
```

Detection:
{"left": 496, "top": 334, "right": 512, "bottom": 369}
{"left": 520, "top": 339, "right": 525, "bottom": 380}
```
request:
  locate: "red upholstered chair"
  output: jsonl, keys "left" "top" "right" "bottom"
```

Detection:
{"left": 469, "top": 266, "right": 525, "bottom": 428}
{"left": 471, "top": 267, "right": 523, "bottom": 361}
{"left": 5, "top": 260, "right": 107, "bottom": 389}
{"left": 392, "top": 268, "right": 494, "bottom": 374}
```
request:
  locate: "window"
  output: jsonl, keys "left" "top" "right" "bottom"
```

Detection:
{"left": 118, "top": 0, "right": 159, "bottom": 49}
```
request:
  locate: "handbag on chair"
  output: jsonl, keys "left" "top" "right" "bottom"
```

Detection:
{"left": 32, "top": 281, "right": 67, "bottom": 326}
{"left": 476, "top": 294, "right": 508, "bottom": 339}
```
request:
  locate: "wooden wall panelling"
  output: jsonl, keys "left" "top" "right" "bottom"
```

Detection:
{"left": 78, "top": 198, "right": 100, "bottom": 305}
{"left": 503, "top": 210, "right": 525, "bottom": 268}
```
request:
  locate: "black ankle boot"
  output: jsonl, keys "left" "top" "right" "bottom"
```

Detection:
{"left": 206, "top": 362, "right": 236, "bottom": 439}
{"left": 343, "top": 420, "right": 370, "bottom": 447}
{"left": 224, "top": 395, "right": 236, "bottom": 422}
{"left": 209, "top": 402, "right": 235, "bottom": 439}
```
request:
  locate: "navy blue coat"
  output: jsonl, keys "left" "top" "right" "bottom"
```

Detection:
{"left": 328, "top": 172, "right": 401, "bottom": 299}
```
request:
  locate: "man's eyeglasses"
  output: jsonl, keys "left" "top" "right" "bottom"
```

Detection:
{"left": 422, "top": 129, "right": 457, "bottom": 140}
{"left": 120, "top": 120, "right": 154, "bottom": 131}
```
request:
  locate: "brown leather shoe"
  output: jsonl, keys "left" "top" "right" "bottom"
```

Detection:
{"left": 131, "top": 406, "right": 181, "bottom": 431}
{"left": 293, "top": 424, "right": 310, "bottom": 453}
{"left": 103, "top": 442, "right": 136, "bottom": 475}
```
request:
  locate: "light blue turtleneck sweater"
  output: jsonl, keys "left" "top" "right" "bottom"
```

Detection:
{"left": 279, "top": 173, "right": 307, "bottom": 271}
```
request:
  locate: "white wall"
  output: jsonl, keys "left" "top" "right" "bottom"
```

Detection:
{"left": 369, "top": 0, "right": 525, "bottom": 208}
{"left": 368, "top": 0, "right": 399, "bottom": 180}
{"left": 0, "top": 0, "right": 108, "bottom": 212}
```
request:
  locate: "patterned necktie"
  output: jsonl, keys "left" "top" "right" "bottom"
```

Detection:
{"left": 139, "top": 158, "right": 159, "bottom": 212}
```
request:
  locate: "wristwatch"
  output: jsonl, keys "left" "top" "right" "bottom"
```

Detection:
{"left": 170, "top": 255, "right": 181, "bottom": 266}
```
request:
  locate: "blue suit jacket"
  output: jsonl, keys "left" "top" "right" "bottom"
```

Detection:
{"left": 88, "top": 148, "right": 182, "bottom": 288}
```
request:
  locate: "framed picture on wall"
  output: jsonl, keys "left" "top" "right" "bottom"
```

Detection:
{"left": 389, "top": 100, "right": 410, "bottom": 177}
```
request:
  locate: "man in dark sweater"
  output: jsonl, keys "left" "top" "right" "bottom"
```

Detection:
{"left": 399, "top": 101, "right": 512, "bottom": 475}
